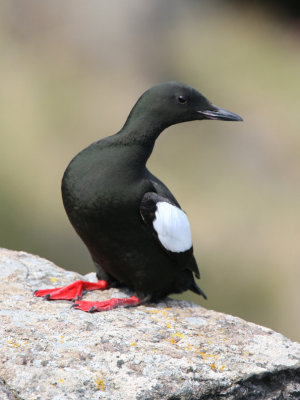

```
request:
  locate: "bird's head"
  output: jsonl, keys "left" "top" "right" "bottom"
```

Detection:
{"left": 125, "top": 82, "right": 242, "bottom": 133}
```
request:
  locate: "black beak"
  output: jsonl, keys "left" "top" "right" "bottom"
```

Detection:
{"left": 198, "top": 104, "right": 243, "bottom": 122}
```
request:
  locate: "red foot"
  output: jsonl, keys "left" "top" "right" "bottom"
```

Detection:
{"left": 34, "top": 280, "right": 108, "bottom": 300}
{"left": 72, "top": 295, "right": 140, "bottom": 312}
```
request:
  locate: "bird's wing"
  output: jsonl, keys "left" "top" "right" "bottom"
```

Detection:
{"left": 140, "top": 192, "right": 200, "bottom": 278}
{"left": 147, "top": 171, "right": 181, "bottom": 207}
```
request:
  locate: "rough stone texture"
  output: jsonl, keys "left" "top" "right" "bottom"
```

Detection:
{"left": 0, "top": 248, "right": 299, "bottom": 400}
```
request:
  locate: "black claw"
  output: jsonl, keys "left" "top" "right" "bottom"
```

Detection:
{"left": 88, "top": 306, "right": 96, "bottom": 313}
{"left": 43, "top": 294, "right": 51, "bottom": 300}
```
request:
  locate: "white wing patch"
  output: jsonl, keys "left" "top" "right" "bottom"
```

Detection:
{"left": 153, "top": 202, "right": 192, "bottom": 253}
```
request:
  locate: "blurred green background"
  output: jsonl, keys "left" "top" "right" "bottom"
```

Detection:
{"left": 1, "top": 1, "right": 299, "bottom": 342}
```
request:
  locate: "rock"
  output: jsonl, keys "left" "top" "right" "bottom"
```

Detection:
{"left": 0, "top": 248, "right": 299, "bottom": 400}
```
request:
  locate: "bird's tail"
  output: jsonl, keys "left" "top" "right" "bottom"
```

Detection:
{"left": 190, "top": 280, "right": 207, "bottom": 300}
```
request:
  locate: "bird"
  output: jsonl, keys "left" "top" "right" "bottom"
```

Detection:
{"left": 34, "top": 82, "right": 242, "bottom": 312}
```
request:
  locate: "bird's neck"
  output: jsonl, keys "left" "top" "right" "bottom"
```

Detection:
{"left": 111, "top": 132, "right": 155, "bottom": 170}
{"left": 112, "top": 114, "right": 170, "bottom": 167}
{"left": 122, "top": 114, "right": 169, "bottom": 142}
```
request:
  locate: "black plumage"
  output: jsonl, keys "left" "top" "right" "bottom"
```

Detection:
{"left": 35, "top": 82, "right": 242, "bottom": 311}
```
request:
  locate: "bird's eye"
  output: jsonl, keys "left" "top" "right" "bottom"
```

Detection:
{"left": 177, "top": 95, "right": 188, "bottom": 104}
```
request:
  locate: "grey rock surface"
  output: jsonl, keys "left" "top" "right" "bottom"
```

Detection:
{"left": 0, "top": 248, "right": 299, "bottom": 400}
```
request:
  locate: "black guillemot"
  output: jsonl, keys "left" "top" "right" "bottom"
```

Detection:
{"left": 35, "top": 82, "right": 242, "bottom": 312}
